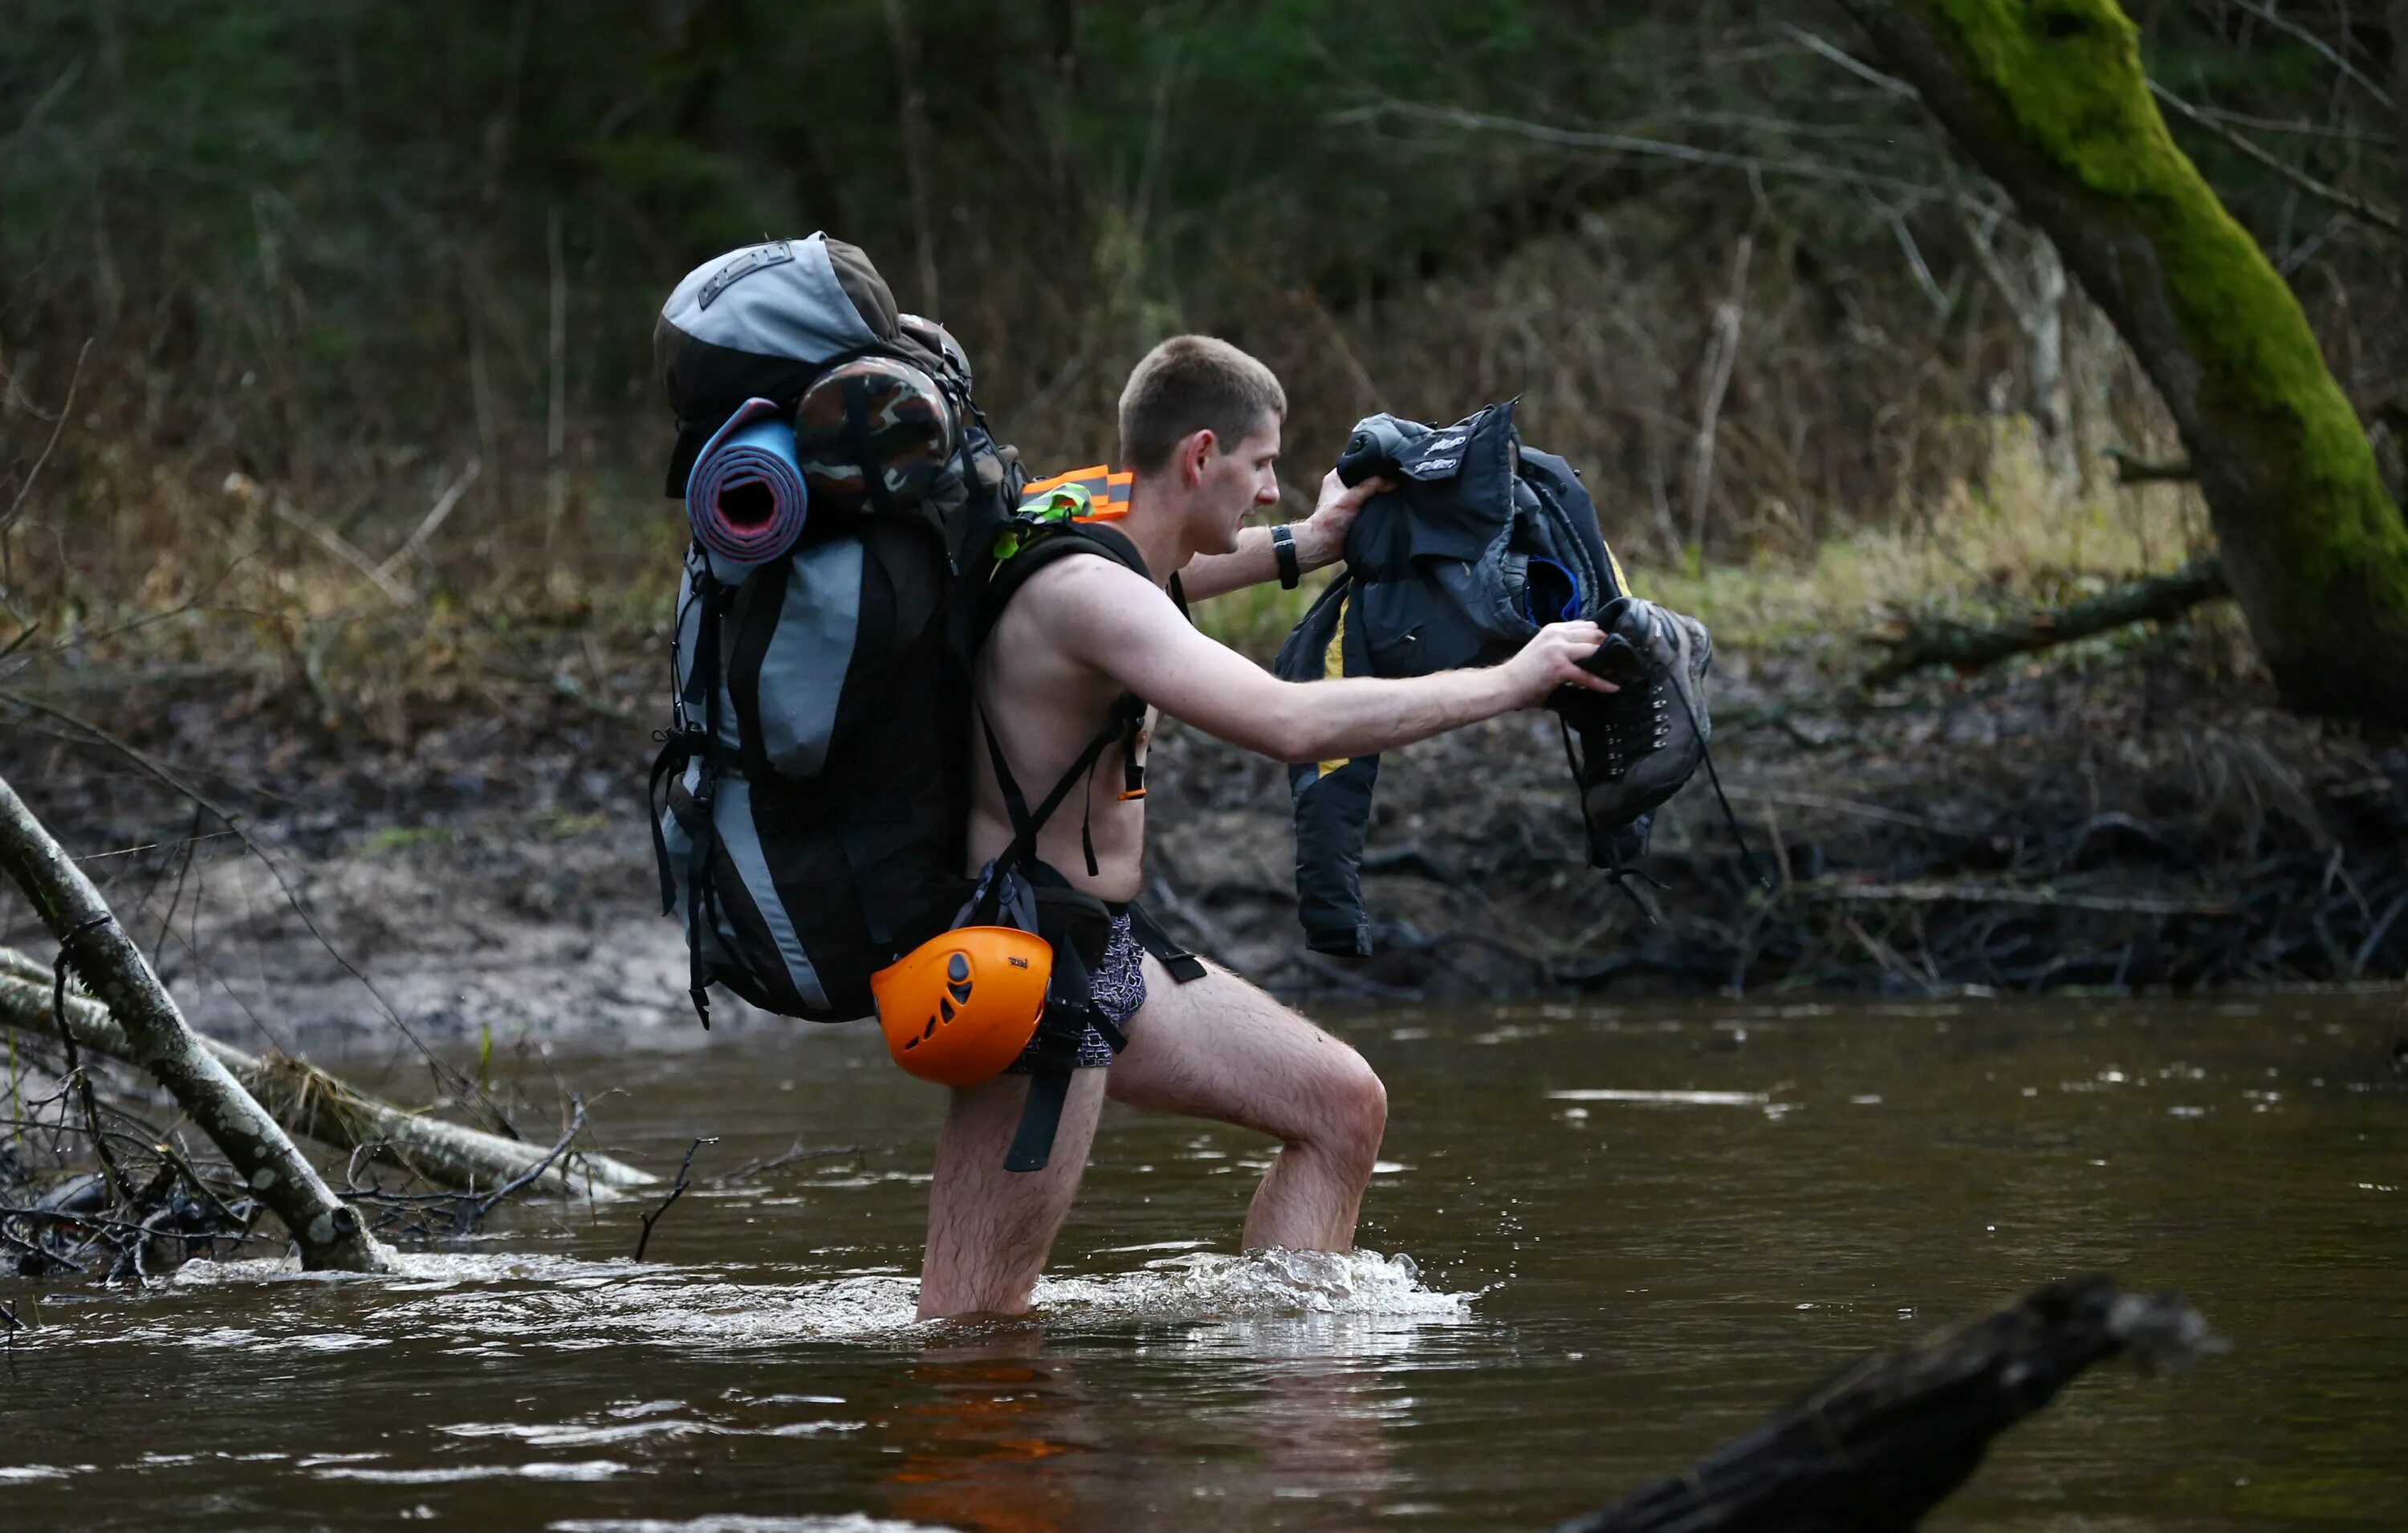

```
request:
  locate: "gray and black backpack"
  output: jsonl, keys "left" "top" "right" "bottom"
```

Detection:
{"left": 647, "top": 233, "right": 1022, "bottom": 1028}
{"left": 646, "top": 233, "right": 1205, "bottom": 1119}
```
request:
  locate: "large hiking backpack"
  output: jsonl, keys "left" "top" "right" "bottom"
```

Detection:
{"left": 647, "top": 234, "right": 1023, "bottom": 1027}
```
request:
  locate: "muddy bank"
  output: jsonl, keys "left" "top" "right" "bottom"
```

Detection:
{"left": 0, "top": 698, "right": 685, "bottom": 1049}
{"left": 2, "top": 640, "right": 2403, "bottom": 1045}
{"left": 1147, "top": 646, "right": 2408, "bottom": 999}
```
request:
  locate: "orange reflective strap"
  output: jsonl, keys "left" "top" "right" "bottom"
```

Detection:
{"left": 1019, "top": 464, "right": 1132, "bottom": 519}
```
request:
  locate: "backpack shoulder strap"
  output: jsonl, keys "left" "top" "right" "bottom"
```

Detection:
{"left": 974, "top": 520, "right": 1173, "bottom": 888}
{"left": 978, "top": 520, "right": 1154, "bottom": 638}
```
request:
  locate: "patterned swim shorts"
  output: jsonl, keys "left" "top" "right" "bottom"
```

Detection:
{"left": 1008, "top": 909, "right": 1147, "bottom": 1072}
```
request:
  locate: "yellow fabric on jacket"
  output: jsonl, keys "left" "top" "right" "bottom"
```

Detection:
{"left": 1315, "top": 592, "right": 1352, "bottom": 780}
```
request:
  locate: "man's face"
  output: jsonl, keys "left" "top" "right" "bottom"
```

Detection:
{"left": 1193, "top": 413, "right": 1283, "bottom": 555}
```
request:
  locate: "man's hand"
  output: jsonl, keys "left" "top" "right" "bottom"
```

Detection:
{"left": 1499, "top": 621, "right": 1617, "bottom": 710}
{"left": 1292, "top": 470, "right": 1391, "bottom": 568}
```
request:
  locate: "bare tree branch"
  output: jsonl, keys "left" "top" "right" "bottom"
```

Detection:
{"left": 0, "top": 954, "right": 655, "bottom": 1195}
{"left": 2181, "top": 100, "right": 2392, "bottom": 146}
{"left": 1863, "top": 555, "right": 2228, "bottom": 685}
{"left": 2151, "top": 80, "right": 2402, "bottom": 234}
{"left": 1331, "top": 100, "right": 1976, "bottom": 206}
{"left": 0, "top": 338, "right": 90, "bottom": 539}
{"left": 2227, "top": 0, "right": 2394, "bottom": 110}
{"left": 376, "top": 456, "right": 482, "bottom": 584}
{"left": 1781, "top": 23, "right": 1918, "bottom": 98}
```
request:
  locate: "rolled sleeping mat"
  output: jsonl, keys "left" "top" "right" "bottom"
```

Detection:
{"left": 685, "top": 397, "right": 808, "bottom": 569}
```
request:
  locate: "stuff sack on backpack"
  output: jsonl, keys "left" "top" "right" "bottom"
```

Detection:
{"left": 648, "top": 234, "right": 1023, "bottom": 1027}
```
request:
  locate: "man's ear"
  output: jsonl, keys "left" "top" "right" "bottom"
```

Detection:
{"left": 1180, "top": 429, "right": 1217, "bottom": 488}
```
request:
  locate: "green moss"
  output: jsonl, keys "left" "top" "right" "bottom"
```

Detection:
{"left": 1926, "top": 0, "right": 2408, "bottom": 634}
{"left": 363, "top": 825, "right": 454, "bottom": 855}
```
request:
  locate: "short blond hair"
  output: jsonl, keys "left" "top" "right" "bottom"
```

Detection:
{"left": 1117, "top": 335, "right": 1287, "bottom": 475}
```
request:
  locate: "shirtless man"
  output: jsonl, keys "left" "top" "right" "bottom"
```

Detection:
{"left": 917, "top": 335, "right": 1617, "bottom": 1320}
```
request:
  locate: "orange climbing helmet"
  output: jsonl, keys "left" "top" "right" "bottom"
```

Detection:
{"left": 870, "top": 926, "right": 1051, "bottom": 1086}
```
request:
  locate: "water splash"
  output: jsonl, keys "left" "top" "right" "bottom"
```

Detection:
{"left": 1035, "top": 1248, "right": 1467, "bottom": 1324}
{"left": 55, "top": 1246, "right": 1471, "bottom": 1356}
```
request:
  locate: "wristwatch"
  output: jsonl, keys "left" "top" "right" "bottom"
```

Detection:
{"left": 1271, "top": 523, "right": 1301, "bottom": 590}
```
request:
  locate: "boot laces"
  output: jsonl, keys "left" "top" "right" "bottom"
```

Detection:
{"left": 1664, "top": 655, "right": 1771, "bottom": 893}
{"left": 1573, "top": 609, "right": 1774, "bottom": 897}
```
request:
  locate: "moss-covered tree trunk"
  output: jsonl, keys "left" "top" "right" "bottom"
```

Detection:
{"left": 1843, "top": 0, "right": 2408, "bottom": 723}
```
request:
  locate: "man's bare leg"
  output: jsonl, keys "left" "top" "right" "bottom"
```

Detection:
{"left": 1105, "top": 956, "right": 1387, "bottom": 1251}
{"left": 917, "top": 1068, "right": 1107, "bottom": 1320}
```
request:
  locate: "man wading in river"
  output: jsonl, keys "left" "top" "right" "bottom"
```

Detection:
{"left": 919, "top": 336, "right": 1618, "bottom": 1318}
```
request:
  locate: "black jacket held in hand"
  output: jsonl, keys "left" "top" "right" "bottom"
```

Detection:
{"left": 1271, "top": 401, "right": 1633, "bottom": 955}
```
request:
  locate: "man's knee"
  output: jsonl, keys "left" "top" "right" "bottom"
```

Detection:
{"left": 1306, "top": 1047, "right": 1388, "bottom": 1168}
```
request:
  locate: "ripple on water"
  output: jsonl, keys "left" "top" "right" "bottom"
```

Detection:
{"left": 314, "top": 1460, "right": 629, "bottom": 1484}
{"left": 55, "top": 1246, "right": 1471, "bottom": 1355}
{"left": 549, "top": 1519, "right": 954, "bottom": 1532}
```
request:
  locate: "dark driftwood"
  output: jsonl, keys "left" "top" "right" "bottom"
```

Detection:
{"left": 0, "top": 772, "right": 390, "bottom": 1271}
{"left": 1863, "top": 555, "right": 2228, "bottom": 685}
{"left": 1564, "top": 1275, "right": 2213, "bottom": 1532}
{"left": 0, "top": 949, "right": 654, "bottom": 1198}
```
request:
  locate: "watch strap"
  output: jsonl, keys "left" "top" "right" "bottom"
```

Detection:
{"left": 1271, "top": 523, "right": 1301, "bottom": 590}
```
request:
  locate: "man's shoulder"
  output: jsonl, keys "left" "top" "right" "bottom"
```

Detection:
{"left": 1006, "top": 539, "right": 1165, "bottom": 618}
{"left": 986, "top": 546, "right": 1161, "bottom": 697}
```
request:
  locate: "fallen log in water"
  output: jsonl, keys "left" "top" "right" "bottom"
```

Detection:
{"left": 0, "top": 947, "right": 654, "bottom": 1198}
{"left": 0, "top": 771, "right": 391, "bottom": 1272}
{"left": 1563, "top": 1275, "right": 2215, "bottom": 1532}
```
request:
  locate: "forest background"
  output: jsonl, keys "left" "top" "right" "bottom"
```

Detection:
{"left": 2, "top": 0, "right": 2405, "bottom": 1002}
{"left": 14, "top": 0, "right": 2405, "bottom": 696}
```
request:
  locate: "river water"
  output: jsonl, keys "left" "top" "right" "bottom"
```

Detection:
{"left": 4, "top": 994, "right": 2403, "bottom": 1530}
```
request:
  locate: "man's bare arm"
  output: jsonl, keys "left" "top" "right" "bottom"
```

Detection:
{"left": 1178, "top": 470, "right": 1385, "bottom": 603}
{"left": 1023, "top": 557, "right": 1614, "bottom": 763}
{"left": 1178, "top": 524, "right": 1307, "bottom": 603}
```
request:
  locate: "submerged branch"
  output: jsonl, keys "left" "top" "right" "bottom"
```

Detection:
{"left": 633, "top": 1137, "right": 715, "bottom": 1262}
{"left": 0, "top": 948, "right": 653, "bottom": 1198}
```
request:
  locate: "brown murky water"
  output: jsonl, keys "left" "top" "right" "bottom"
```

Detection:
{"left": 5, "top": 993, "right": 2404, "bottom": 1531}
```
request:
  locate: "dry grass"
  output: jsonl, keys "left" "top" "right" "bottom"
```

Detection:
{"left": 2, "top": 405, "right": 2230, "bottom": 732}
{"left": 0, "top": 223, "right": 2253, "bottom": 724}
{"left": 1647, "top": 417, "right": 2218, "bottom": 650}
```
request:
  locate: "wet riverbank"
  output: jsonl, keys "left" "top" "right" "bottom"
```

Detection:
{"left": 5, "top": 993, "right": 2403, "bottom": 1529}
{"left": 4, "top": 647, "right": 2402, "bottom": 1047}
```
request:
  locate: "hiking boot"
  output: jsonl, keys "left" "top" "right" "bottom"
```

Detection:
{"left": 1556, "top": 596, "right": 1714, "bottom": 840}
{"left": 1596, "top": 811, "right": 1653, "bottom": 871}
